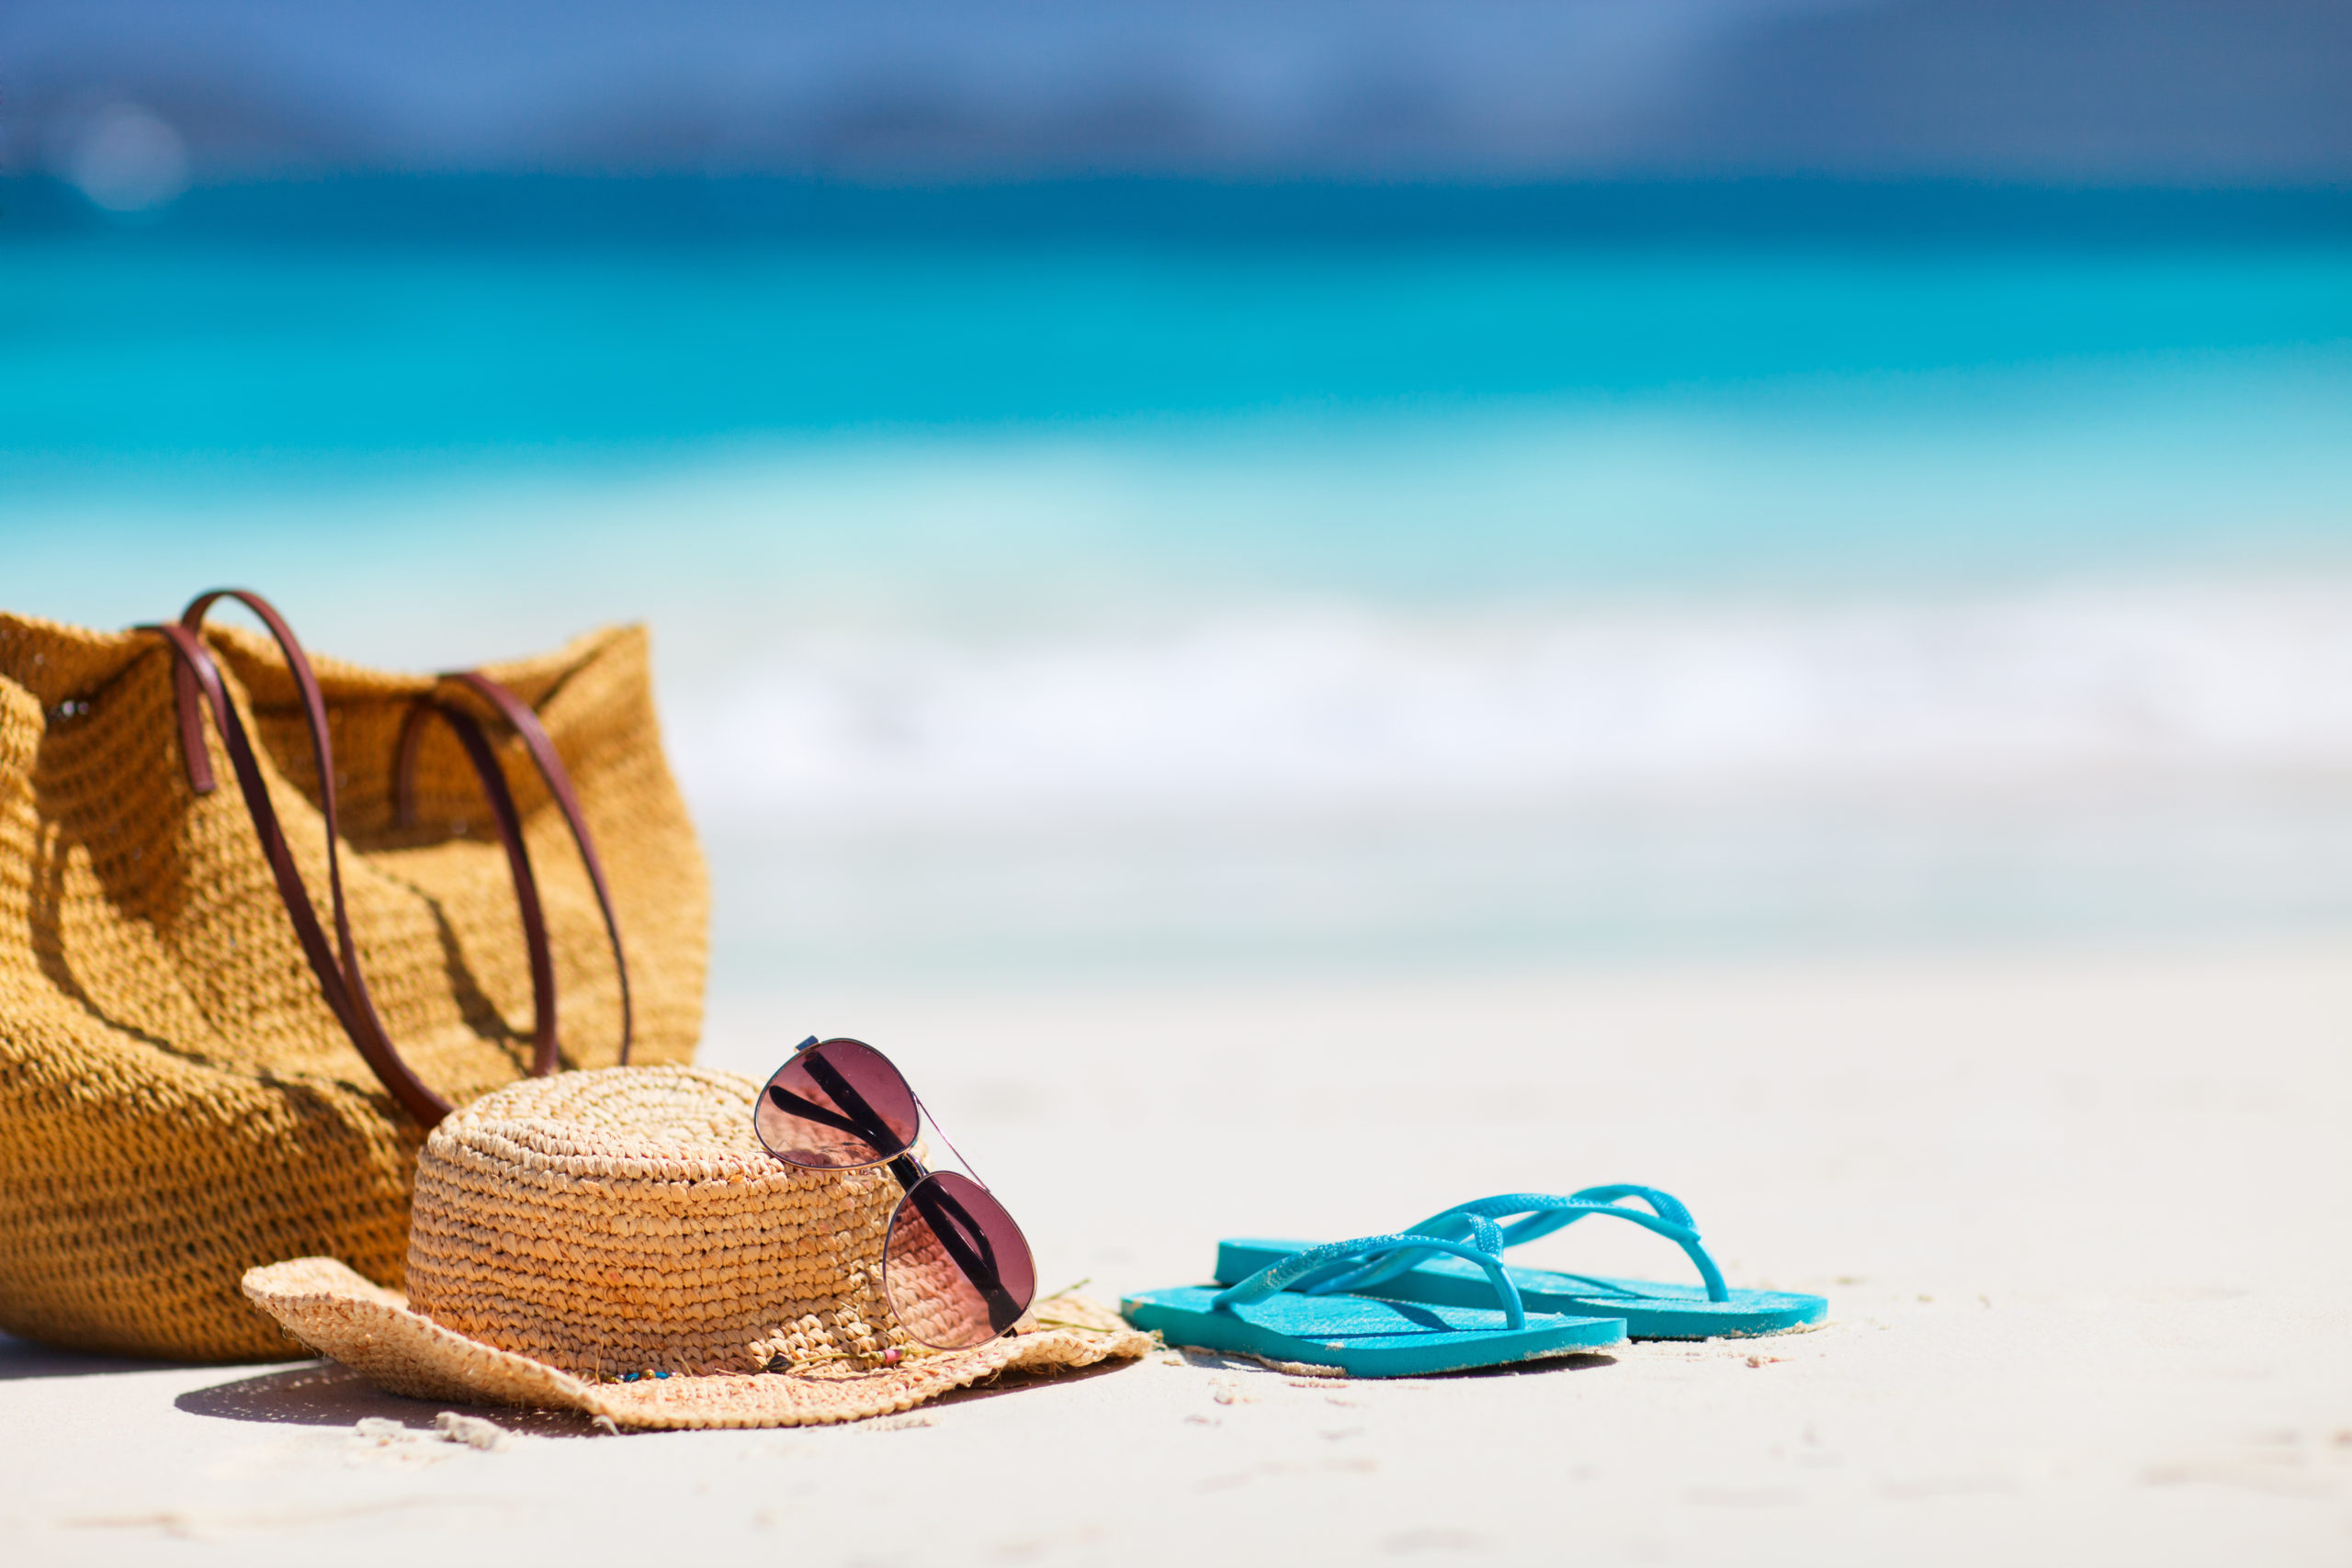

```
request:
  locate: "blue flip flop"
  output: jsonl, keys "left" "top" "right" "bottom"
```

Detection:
{"left": 1215, "top": 1188, "right": 1826, "bottom": 1339}
{"left": 1121, "top": 1231, "right": 1627, "bottom": 1378}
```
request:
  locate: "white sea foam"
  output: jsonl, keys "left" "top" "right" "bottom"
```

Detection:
{"left": 10, "top": 423, "right": 2352, "bottom": 967}
{"left": 671, "top": 579, "right": 2352, "bottom": 838}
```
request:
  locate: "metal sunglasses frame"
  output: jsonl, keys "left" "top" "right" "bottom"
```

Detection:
{"left": 757, "top": 1035, "right": 1031, "bottom": 1344}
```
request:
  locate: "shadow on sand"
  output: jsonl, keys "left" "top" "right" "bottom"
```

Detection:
{"left": 171, "top": 1331, "right": 1570, "bottom": 1436}
{"left": 175, "top": 1361, "right": 605, "bottom": 1437}
{"left": 0, "top": 1331, "right": 216, "bottom": 1382}
{"left": 180, "top": 1346, "right": 1158, "bottom": 1433}
{"left": 1168, "top": 1345, "right": 1619, "bottom": 1381}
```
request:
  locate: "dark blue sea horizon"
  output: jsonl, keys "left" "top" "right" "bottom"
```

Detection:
{"left": 9, "top": 173, "right": 2351, "bottom": 249}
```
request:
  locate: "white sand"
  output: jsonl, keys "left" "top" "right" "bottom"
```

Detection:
{"left": 5, "top": 935, "right": 2349, "bottom": 1564}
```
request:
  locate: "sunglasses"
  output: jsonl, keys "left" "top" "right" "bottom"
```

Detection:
{"left": 754, "top": 1036, "right": 1037, "bottom": 1351}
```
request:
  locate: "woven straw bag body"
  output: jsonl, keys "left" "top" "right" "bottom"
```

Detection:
{"left": 0, "top": 594, "right": 708, "bottom": 1360}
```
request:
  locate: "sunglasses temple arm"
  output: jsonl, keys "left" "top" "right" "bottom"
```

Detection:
{"left": 798, "top": 1058, "right": 1024, "bottom": 1335}
{"left": 906, "top": 1177, "right": 1023, "bottom": 1331}
{"left": 764, "top": 1085, "right": 874, "bottom": 1140}
{"left": 799, "top": 1053, "right": 906, "bottom": 1152}
{"left": 910, "top": 1107, "right": 1024, "bottom": 1325}
{"left": 915, "top": 1100, "right": 994, "bottom": 1189}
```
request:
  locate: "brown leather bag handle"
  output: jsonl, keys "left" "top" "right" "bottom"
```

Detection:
{"left": 393, "top": 671, "right": 634, "bottom": 1067}
{"left": 148, "top": 590, "right": 616, "bottom": 1125}
{"left": 147, "top": 615, "right": 453, "bottom": 1127}
{"left": 393, "top": 699, "right": 563, "bottom": 1080}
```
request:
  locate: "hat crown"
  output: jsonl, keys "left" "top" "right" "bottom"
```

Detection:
{"left": 404, "top": 1066, "right": 902, "bottom": 1378}
{"left": 431, "top": 1070, "right": 775, "bottom": 1178}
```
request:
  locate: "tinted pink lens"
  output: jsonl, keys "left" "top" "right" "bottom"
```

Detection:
{"left": 753, "top": 1039, "right": 920, "bottom": 1168}
{"left": 884, "top": 1172, "right": 1037, "bottom": 1349}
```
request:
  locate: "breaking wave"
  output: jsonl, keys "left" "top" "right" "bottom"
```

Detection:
{"left": 671, "top": 578, "right": 2352, "bottom": 835}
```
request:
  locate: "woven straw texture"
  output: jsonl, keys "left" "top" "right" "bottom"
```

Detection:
{"left": 0, "top": 612, "right": 707, "bottom": 1361}
{"left": 243, "top": 1066, "right": 1149, "bottom": 1428}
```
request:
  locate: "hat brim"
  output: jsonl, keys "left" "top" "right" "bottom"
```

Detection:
{"left": 243, "top": 1258, "right": 1152, "bottom": 1430}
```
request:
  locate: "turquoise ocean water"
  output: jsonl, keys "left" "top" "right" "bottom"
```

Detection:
{"left": 7, "top": 179, "right": 2352, "bottom": 987}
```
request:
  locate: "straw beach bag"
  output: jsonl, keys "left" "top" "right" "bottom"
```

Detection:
{"left": 0, "top": 591, "right": 707, "bottom": 1360}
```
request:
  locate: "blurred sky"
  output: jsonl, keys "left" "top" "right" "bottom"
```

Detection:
{"left": 5, "top": 0, "right": 2350, "bottom": 193}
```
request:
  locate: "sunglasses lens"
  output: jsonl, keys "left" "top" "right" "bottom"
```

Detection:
{"left": 884, "top": 1171, "right": 1037, "bottom": 1349}
{"left": 753, "top": 1039, "right": 920, "bottom": 1168}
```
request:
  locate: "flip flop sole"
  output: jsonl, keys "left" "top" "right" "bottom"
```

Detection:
{"left": 1121, "top": 1285, "right": 1625, "bottom": 1378}
{"left": 1216, "top": 1240, "right": 1826, "bottom": 1339}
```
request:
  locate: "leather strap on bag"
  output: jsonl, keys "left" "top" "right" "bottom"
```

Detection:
{"left": 393, "top": 671, "right": 634, "bottom": 1068}
{"left": 392, "top": 699, "right": 562, "bottom": 1080}
{"left": 148, "top": 613, "right": 455, "bottom": 1126}
{"left": 147, "top": 589, "right": 631, "bottom": 1126}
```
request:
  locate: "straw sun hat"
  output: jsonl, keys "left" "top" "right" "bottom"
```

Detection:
{"left": 242, "top": 1066, "right": 1148, "bottom": 1429}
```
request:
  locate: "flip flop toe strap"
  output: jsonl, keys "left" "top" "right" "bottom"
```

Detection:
{"left": 1345, "top": 1189, "right": 1733, "bottom": 1303}
{"left": 1278, "top": 1212, "right": 1503, "bottom": 1295}
{"left": 1212, "top": 1234, "right": 1530, "bottom": 1330}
